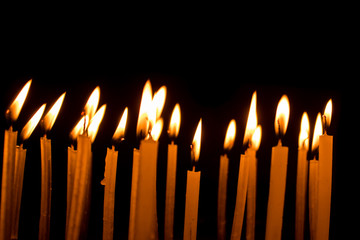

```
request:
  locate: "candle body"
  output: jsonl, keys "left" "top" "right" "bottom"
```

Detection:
{"left": 164, "top": 143, "right": 178, "bottom": 240}
{"left": 246, "top": 149, "right": 257, "bottom": 240}
{"left": 128, "top": 149, "right": 140, "bottom": 240}
{"left": 134, "top": 139, "right": 159, "bottom": 240}
{"left": 183, "top": 170, "right": 201, "bottom": 240}
{"left": 308, "top": 159, "right": 318, "bottom": 240}
{"left": 39, "top": 136, "right": 52, "bottom": 240}
{"left": 217, "top": 154, "right": 229, "bottom": 240}
{"left": 102, "top": 147, "right": 119, "bottom": 240}
{"left": 316, "top": 134, "right": 333, "bottom": 240}
{"left": 0, "top": 129, "right": 17, "bottom": 240}
{"left": 11, "top": 145, "right": 27, "bottom": 240}
{"left": 295, "top": 147, "right": 308, "bottom": 240}
{"left": 231, "top": 154, "right": 249, "bottom": 240}
{"left": 265, "top": 144, "right": 288, "bottom": 240}
{"left": 66, "top": 145, "right": 77, "bottom": 235}
{"left": 67, "top": 135, "right": 92, "bottom": 240}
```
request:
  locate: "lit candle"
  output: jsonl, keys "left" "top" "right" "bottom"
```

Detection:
{"left": 265, "top": 95, "right": 290, "bottom": 240}
{"left": 13, "top": 104, "right": 46, "bottom": 239}
{"left": 39, "top": 92, "right": 65, "bottom": 240}
{"left": 67, "top": 87, "right": 106, "bottom": 240}
{"left": 316, "top": 99, "right": 333, "bottom": 240}
{"left": 1, "top": 80, "right": 31, "bottom": 240}
{"left": 218, "top": 119, "right": 236, "bottom": 240}
{"left": 309, "top": 113, "right": 322, "bottom": 240}
{"left": 183, "top": 119, "right": 202, "bottom": 240}
{"left": 295, "top": 112, "right": 309, "bottom": 240}
{"left": 164, "top": 103, "right": 181, "bottom": 240}
{"left": 102, "top": 107, "right": 128, "bottom": 240}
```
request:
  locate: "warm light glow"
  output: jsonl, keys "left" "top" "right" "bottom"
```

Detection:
{"left": 69, "top": 115, "right": 89, "bottom": 141}
{"left": 7, "top": 80, "right": 32, "bottom": 122}
{"left": 251, "top": 125, "right": 262, "bottom": 151}
{"left": 224, "top": 119, "right": 236, "bottom": 151}
{"left": 311, "top": 113, "right": 323, "bottom": 153}
{"left": 298, "top": 112, "right": 310, "bottom": 150}
{"left": 84, "top": 86, "right": 100, "bottom": 121}
{"left": 168, "top": 103, "right": 181, "bottom": 138}
{"left": 150, "top": 119, "right": 163, "bottom": 141}
{"left": 88, "top": 104, "right": 106, "bottom": 143}
{"left": 275, "top": 95, "right": 290, "bottom": 136}
{"left": 112, "top": 107, "right": 128, "bottom": 141}
{"left": 323, "top": 99, "right": 332, "bottom": 129}
{"left": 20, "top": 104, "right": 46, "bottom": 141}
{"left": 137, "top": 80, "right": 153, "bottom": 138}
{"left": 152, "top": 86, "right": 167, "bottom": 120}
{"left": 243, "top": 91, "right": 257, "bottom": 145}
{"left": 43, "top": 92, "right": 66, "bottom": 132}
{"left": 191, "top": 119, "right": 202, "bottom": 162}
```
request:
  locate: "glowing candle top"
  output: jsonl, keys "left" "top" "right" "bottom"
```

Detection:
{"left": 298, "top": 112, "right": 310, "bottom": 150}
{"left": 191, "top": 119, "right": 202, "bottom": 163}
{"left": 20, "top": 104, "right": 46, "bottom": 141}
{"left": 42, "top": 92, "right": 66, "bottom": 133}
{"left": 224, "top": 119, "right": 236, "bottom": 151}
{"left": 243, "top": 91, "right": 257, "bottom": 146}
{"left": 274, "top": 95, "right": 290, "bottom": 140}
{"left": 251, "top": 125, "right": 262, "bottom": 151}
{"left": 112, "top": 107, "right": 128, "bottom": 142}
{"left": 323, "top": 99, "right": 332, "bottom": 133}
{"left": 168, "top": 103, "right": 181, "bottom": 139}
{"left": 7, "top": 80, "right": 32, "bottom": 122}
{"left": 311, "top": 113, "right": 322, "bottom": 153}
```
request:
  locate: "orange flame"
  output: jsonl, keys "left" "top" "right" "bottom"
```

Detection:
{"left": 84, "top": 86, "right": 100, "bottom": 121}
{"left": 112, "top": 107, "right": 128, "bottom": 141}
{"left": 150, "top": 118, "right": 163, "bottom": 141}
{"left": 323, "top": 99, "right": 332, "bottom": 131}
{"left": 311, "top": 113, "right": 322, "bottom": 153}
{"left": 243, "top": 91, "right": 257, "bottom": 145}
{"left": 137, "top": 80, "right": 153, "bottom": 138}
{"left": 168, "top": 103, "right": 181, "bottom": 138}
{"left": 43, "top": 92, "right": 66, "bottom": 132}
{"left": 88, "top": 104, "right": 106, "bottom": 143}
{"left": 298, "top": 112, "right": 310, "bottom": 150}
{"left": 191, "top": 119, "right": 202, "bottom": 162}
{"left": 20, "top": 104, "right": 46, "bottom": 141}
{"left": 275, "top": 95, "right": 290, "bottom": 136}
{"left": 251, "top": 125, "right": 262, "bottom": 151}
{"left": 7, "top": 80, "right": 32, "bottom": 122}
{"left": 69, "top": 115, "right": 89, "bottom": 141}
{"left": 224, "top": 119, "right": 236, "bottom": 151}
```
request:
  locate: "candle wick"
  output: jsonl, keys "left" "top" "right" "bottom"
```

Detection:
{"left": 322, "top": 115, "right": 327, "bottom": 134}
{"left": 192, "top": 165, "right": 196, "bottom": 172}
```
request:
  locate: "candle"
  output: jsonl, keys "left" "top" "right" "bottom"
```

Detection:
{"left": 0, "top": 80, "right": 30, "bottom": 240}
{"left": 218, "top": 119, "right": 236, "bottom": 240}
{"left": 12, "top": 104, "right": 46, "bottom": 239}
{"left": 316, "top": 99, "right": 333, "bottom": 240}
{"left": 164, "top": 103, "right": 181, "bottom": 240}
{"left": 39, "top": 92, "right": 65, "bottom": 240}
{"left": 295, "top": 112, "right": 309, "bottom": 240}
{"left": 265, "top": 95, "right": 290, "bottom": 240}
{"left": 102, "top": 107, "right": 128, "bottom": 240}
{"left": 184, "top": 119, "right": 202, "bottom": 240}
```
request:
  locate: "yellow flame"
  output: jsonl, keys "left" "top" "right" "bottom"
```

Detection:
{"left": 43, "top": 92, "right": 66, "bottom": 132}
{"left": 112, "top": 107, "right": 128, "bottom": 141}
{"left": 191, "top": 119, "right": 202, "bottom": 162}
{"left": 168, "top": 103, "right": 181, "bottom": 138}
{"left": 20, "top": 104, "right": 46, "bottom": 141}
{"left": 243, "top": 91, "right": 257, "bottom": 145}
{"left": 84, "top": 86, "right": 100, "bottom": 121}
{"left": 251, "top": 125, "right": 262, "bottom": 151}
{"left": 323, "top": 99, "right": 332, "bottom": 129}
{"left": 311, "top": 113, "right": 323, "bottom": 153}
{"left": 298, "top": 112, "right": 310, "bottom": 150}
{"left": 69, "top": 115, "right": 89, "bottom": 141}
{"left": 7, "top": 80, "right": 32, "bottom": 122}
{"left": 88, "top": 104, "right": 106, "bottom": 143}
{"left": 152, "top": 86, "right": 167, "bottom": 121}
{"left": 151, "top": 118, "right": 163, "bottom": 141}
{"left": 275, "top": 95, "right": 290, "bottom": 136}
{"left": 224, "top": 119, "right": 236, "bottom": 151}
{"left": 137, "top": 80, "right": 153, "bottom": 138}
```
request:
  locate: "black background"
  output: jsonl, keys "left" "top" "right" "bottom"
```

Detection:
{"left": 0, "top": 9, "right": 353, "bottom": 240}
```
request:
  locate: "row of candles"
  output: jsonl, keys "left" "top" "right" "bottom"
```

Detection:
{"left": 0, "top": 79, "right": 333, "bottom": 240}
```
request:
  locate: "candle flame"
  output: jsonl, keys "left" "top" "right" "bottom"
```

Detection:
{"left": 137, "top": 80, "right": 153, "bottom": 138}
{"left": 70, "top": 115, "right": 89, "bottom": 141}
{"left": 251, "top": 125, "right": 262, "bottom": 151}
{"left": 224, "top": 119, "right": 236, "bottom": 151}
{"left": 298, "top": 112, "right": 310, "bottom": 150}
{"left": 7, "top": 80, "right": 32, "bottom": 122}
{"left": 243, "top": 91, "right": 257, "bottom": 145}
{"left": 112, "top": 107, "right": 128, "bottom": 141}
{"left": 152, "top": 86, "right": 167, "bottom": 121}
{"left": 168, "top": 103, "right": 181, "bottom": 138}
{"left": 150, "top": 118, "right": 163, "bottom": 141}
{"left": 43, "top": 92, "right": 66, "bottom": 132}
{"left": 191, "top": 119, "right": 202, "bottom": 162}
{"left": 323, "top": 99, "right": 332, "bottom": 130}
{"left": 20, "top": 104, "right": 46, "bottom": 141}
{"left": 311, "top": 113, "right": 322, "bottom": 153}
{"left": 88, "top": 104, "right": 106, "bottom": 143}
{"left": 84, "top": 86, "right": 100, "bottom": 121}
{"left": 275, "top": 95, "right": 290, "bottom": 136}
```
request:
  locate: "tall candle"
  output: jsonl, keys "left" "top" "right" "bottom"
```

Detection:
{"left": 66, "top": 145, "right": 77, "bottom": 234}
{"left": 295, "top": 112, "right": 309, "bottom": 240}
{"left": 265, "top": 95, "right": 290, "bottom": 240}
{"left": 165, "top": 104, "right": 181, "bottom": 240}
{"left": 128, "top": 149, "right": 140, "bottom": 240}
{"left": 183, "top": 119, "right": 202, "bottom": 240}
